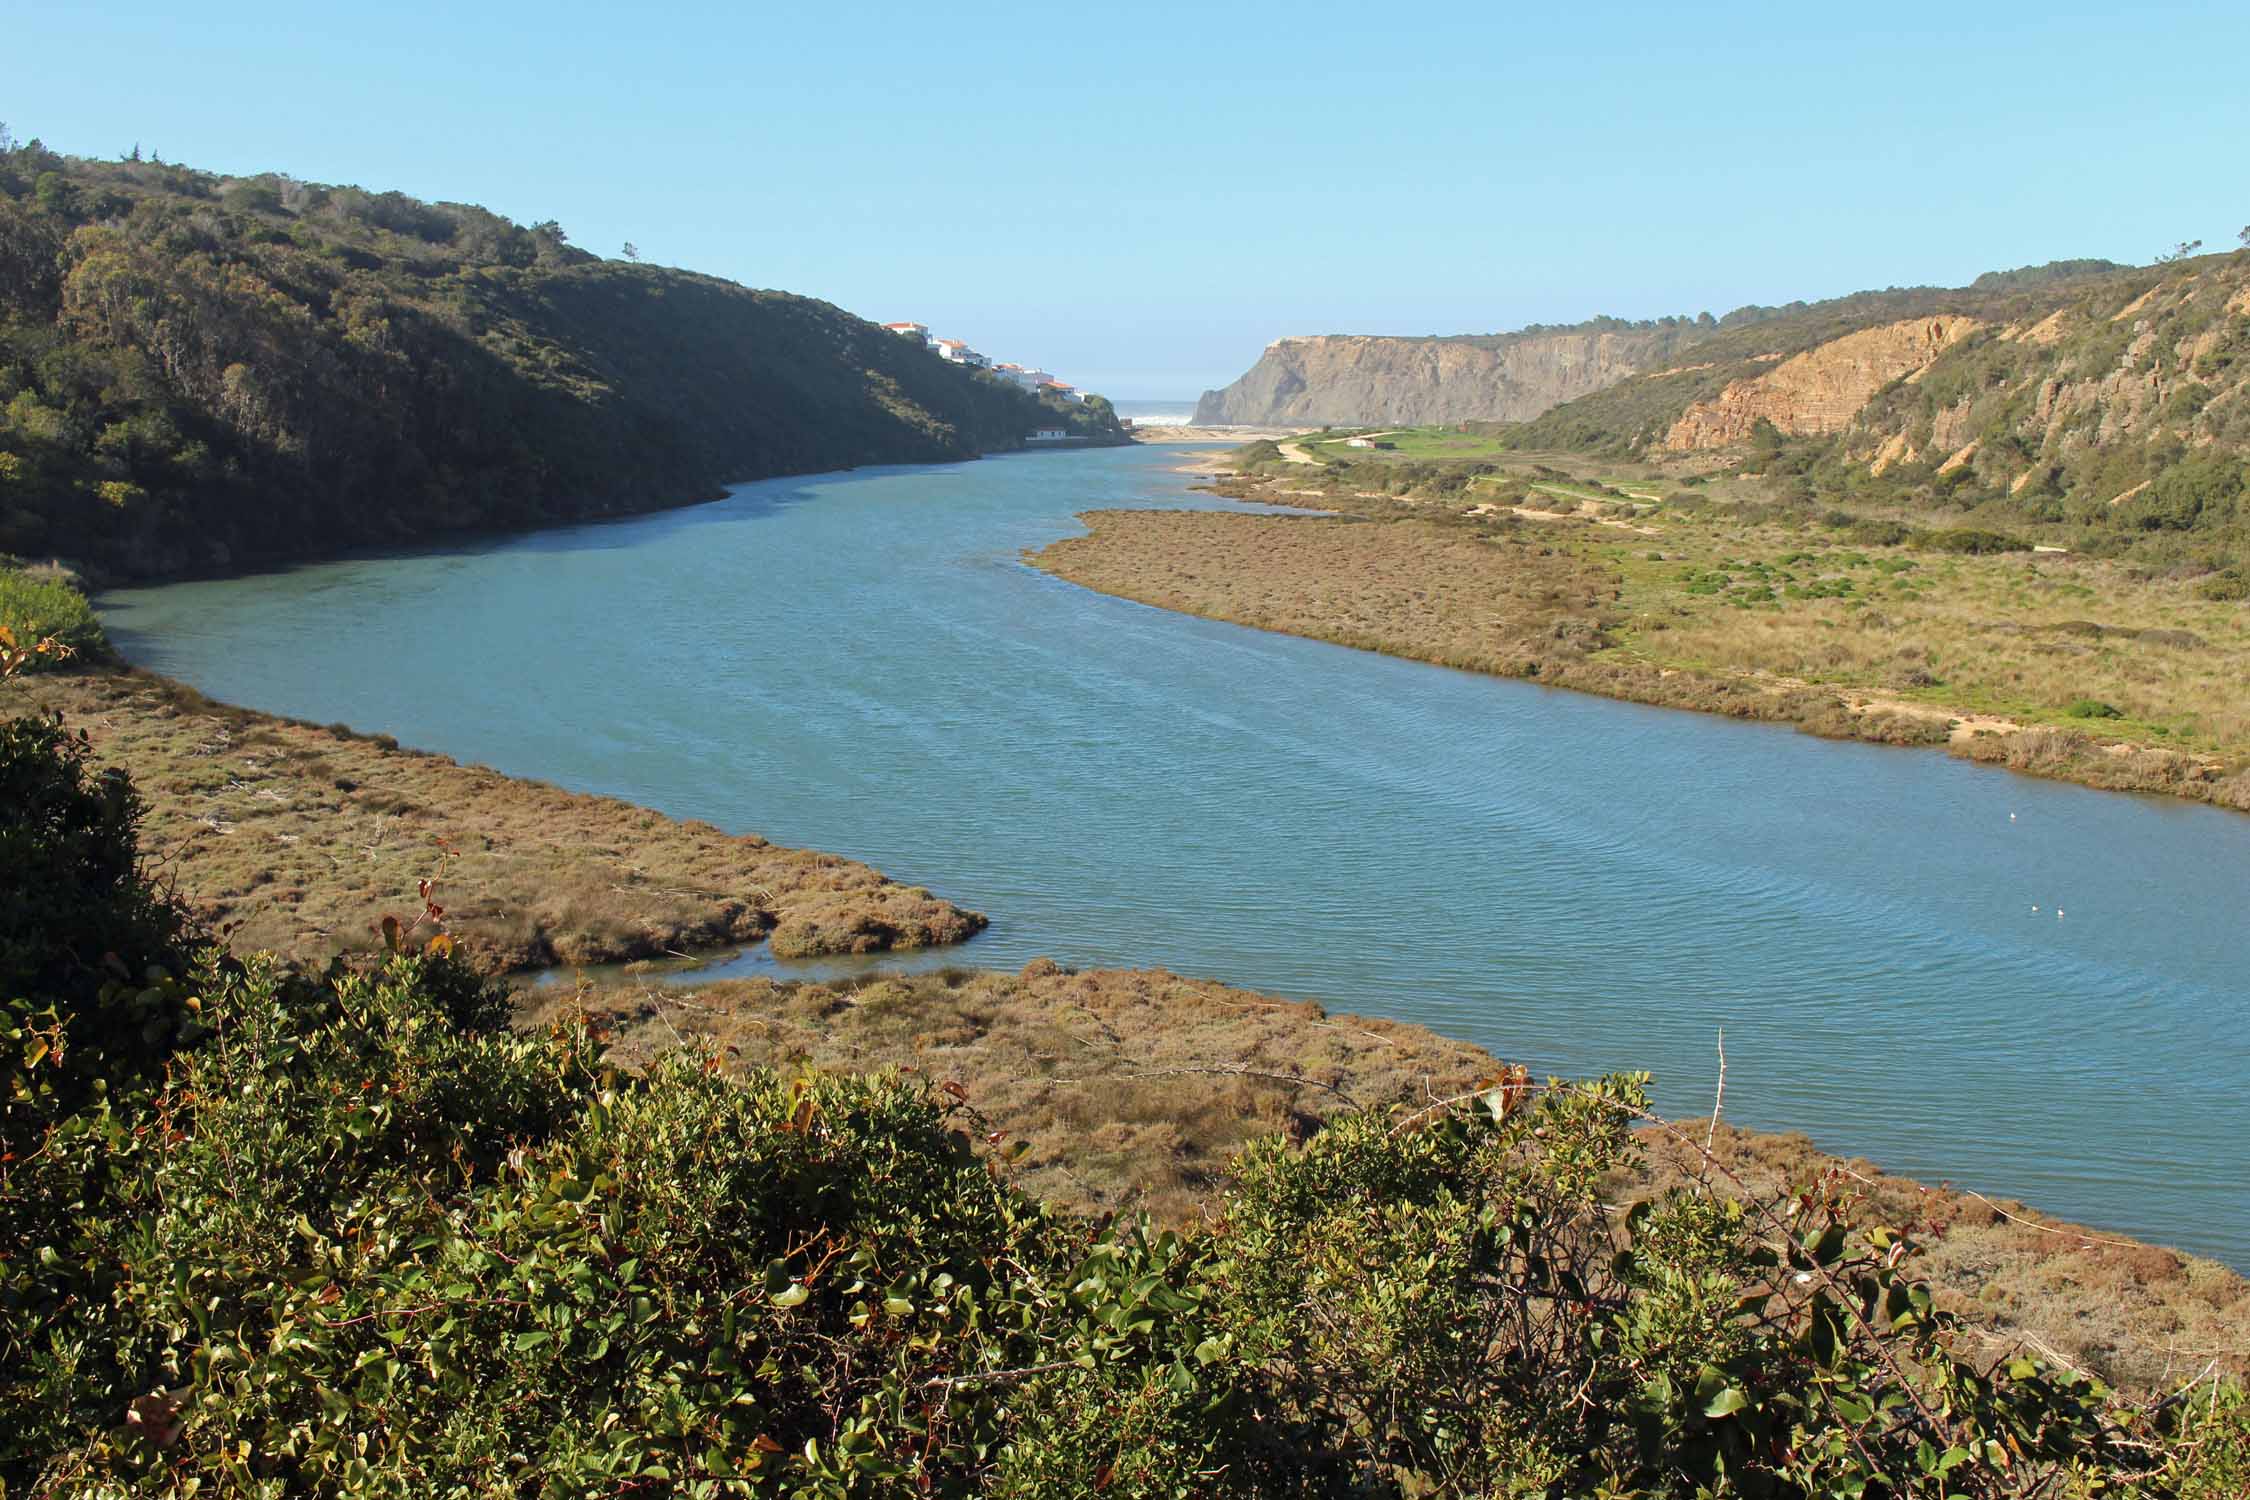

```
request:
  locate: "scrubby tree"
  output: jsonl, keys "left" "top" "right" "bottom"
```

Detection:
{"left": 31, "top": 171, "right": 76, "bottom": 219}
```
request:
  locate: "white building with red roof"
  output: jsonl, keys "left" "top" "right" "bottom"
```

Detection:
{"left": 932, "top": 338, "right": 990, "bottom": 369}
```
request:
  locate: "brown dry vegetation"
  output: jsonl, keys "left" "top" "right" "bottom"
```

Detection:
{"left": 531, "top": 962, "right": 2250, "bottom": 1393}
{"left": 1638, "top": 1126, "right": 2250, "bottom": 1394}
{"left": 1035, "top": 508, "right": 1623, "bottom": 676}
{"left": 1031, "top": 483, "right": 2250, "bottom": 811}
{"left": 1605, "top": 517, "right": 2250, "bottom": 744}
{"left": 0, "top": 667, "right": 985, "bottom": 973}
{"left": 520, "top": 962, "right": 1497, "bottom": 1225}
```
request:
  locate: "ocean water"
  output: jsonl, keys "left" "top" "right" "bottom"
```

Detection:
{"left": 100, "top": 443, "right": 2250, "bottom": 1266}
{"left": 1113, "top": 398, "right": 1199, "bottom": 426}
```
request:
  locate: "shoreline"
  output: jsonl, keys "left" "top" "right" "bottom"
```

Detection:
{"left": 1031, "top": 497, "right": 2250, "bottom": 817}
{"left": 543, "top": 961, "right": 2246, "bottom": 1390}
{"left": 0, "top": 666, "right": 989, "bottom": 975}
{"left": 14, "top": 461, "right": 2247, "bottom": 1381}
{"left": 47, "top": 438, "right": 1135, "bottom": 593}
{"left": 4, "top": 662, "right": 2242, "bottom": 1382}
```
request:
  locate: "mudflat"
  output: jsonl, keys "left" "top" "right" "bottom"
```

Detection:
{"left": 2, "top": 667, "right": 986, "bottom": 973}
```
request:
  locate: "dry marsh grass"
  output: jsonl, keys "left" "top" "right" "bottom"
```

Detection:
{"left": 534, "top": 962, "right": 2248, "bottom": 1391}
{"left": 1640, "top": 1124, "right": 2250, "bottom": 1393}
{"left": 1, "top": 668, "right": 985, "bottom": 973}
{"left": 1033, "top": 508, "right": 1620, "bottom": 676}
{"left": 524, "top": 962, "right": 1497, "bottom": 1226}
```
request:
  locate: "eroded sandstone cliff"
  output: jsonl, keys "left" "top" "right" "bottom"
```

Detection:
{"left": 1661, "top": 317, "right": 1983, "bottom": 452}
{"left": 1832, "top": 258, "right": 2250, "bottom": 514}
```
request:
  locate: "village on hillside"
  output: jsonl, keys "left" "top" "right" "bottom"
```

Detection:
{"left": 881, "top": 322, "right": 1086, "bottom": 405}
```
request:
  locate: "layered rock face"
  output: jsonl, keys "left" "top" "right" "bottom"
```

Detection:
{"left": 1839, "top": 265, "right": 2250, "bottom": 497}
{"left": 1193, "top": 328, "right": 1695, "bottom": 426}
{"left": 1661, "top": 318, "right": 1983, "bottom": 451}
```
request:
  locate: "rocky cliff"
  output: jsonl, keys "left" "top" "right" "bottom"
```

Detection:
{"left": 1661, "top": 317, "right": 1983, "bottom": 451}
{"left": 1192, "top": 326, "right": 1702, "bottom": 426}
{"left": 1499, "top": 252, "right": 2249, "bottom": 541}
{"left": 1831, "top": 255, "right": 2250, "bottom": 525}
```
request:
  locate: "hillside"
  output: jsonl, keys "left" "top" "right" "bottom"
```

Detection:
{"left": 1504, "top": 255, "right": 2250, "bottom": 558}
{"left": 0, "top": 138, "right": 1121, "bottom": 581}
{"left": 1194, "top": 255, "right": 2250, "bottom": 560}
{"left": 1197, "top": 268, "right": 2156, "bottom": 434}
{"left": 1191, "top": 317, "right": 1705, "bottom": 426}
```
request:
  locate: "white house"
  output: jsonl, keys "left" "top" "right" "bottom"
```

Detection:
{"left": 1026, "top": 428, "right": 1071, "bottom": 442}
{"left": 933, "top": 339, "right": 990, "bottom": 369}
{"left": 882, "top": 321, "right": 928, "bottom": 340}
{"left": 1037, "top": 380, "right": 1080, "bottom": 403}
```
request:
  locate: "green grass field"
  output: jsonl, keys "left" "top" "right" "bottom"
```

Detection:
{"left": 1300, "top": 425, "right": 1520, "bottom": 462}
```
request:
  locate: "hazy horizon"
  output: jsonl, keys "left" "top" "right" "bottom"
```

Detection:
{"left": 11, "top": 0, "right": 2247, "bottom": 399}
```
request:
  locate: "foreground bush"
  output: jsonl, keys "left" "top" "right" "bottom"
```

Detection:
{"left": 2, "top": 711, "right": 2240, "bottom": 1494}
{"left": 0, "top": 568, "right": 107, "bottom": 667}
{"left": 6, "top": 955, "right": 2225, "bottom": 1496}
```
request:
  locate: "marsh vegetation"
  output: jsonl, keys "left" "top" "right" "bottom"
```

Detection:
{"left": 0, "top": 666, "right": 985, "bottom": 972}
{"left": 1034, "top": 436, "right": 2250, "bottom": 810}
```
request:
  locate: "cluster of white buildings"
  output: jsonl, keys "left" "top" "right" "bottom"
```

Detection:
{"left": 881, "top": 323, "right": 1081, "bottom": 402}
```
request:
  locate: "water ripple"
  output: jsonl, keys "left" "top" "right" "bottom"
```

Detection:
{"left": 99, "top": 446, "right": 2250, "bottom": 1267}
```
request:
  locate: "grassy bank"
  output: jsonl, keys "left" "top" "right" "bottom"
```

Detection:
{"left": 0, "top": 666, "right": 986, "bottom": 972}
{"left": 536, "top": 963, "right": 2250, "bottom": 1393}
{"left": 1029, "top": 448, "right": 2250, "bottom": 811}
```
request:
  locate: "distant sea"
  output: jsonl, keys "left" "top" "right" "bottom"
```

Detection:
{"left": 1113, "top": 398, "right": 1198, "bottom": 426}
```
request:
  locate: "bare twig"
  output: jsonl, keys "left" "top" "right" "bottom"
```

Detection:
{"left": 920, "top": 1359, "right": 1083, "bottom": 1392}
{"left": 1706, "top": 1027, "right": 1726, "bottom": 1154}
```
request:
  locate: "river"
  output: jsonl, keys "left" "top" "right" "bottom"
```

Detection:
{"left": 100, "top": 443, "right": 2250, "bottom": 1266}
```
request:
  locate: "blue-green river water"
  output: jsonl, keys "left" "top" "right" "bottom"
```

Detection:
{"left": 101, "top": 444, "right": 2250, "bottom": 1265}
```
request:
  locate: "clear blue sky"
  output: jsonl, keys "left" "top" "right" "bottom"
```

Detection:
{"left": 7, "top": 0, "right": 2246, "bottom": 398}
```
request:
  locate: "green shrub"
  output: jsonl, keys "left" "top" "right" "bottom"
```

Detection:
{"left": 1913, "top": 527, "right": 2032, "bottom": 555}
{"left": 2162, "top": 1384, "right": 2250, "bottom": 1498}
{"left": 2066, "top": 698, "right": 2126, "bottom": 720}
{"left": 2194, "top": 569, "right": 2249, "bottom": 601}
{"left": 0, "top": 569, "right": 107, "bottom": 665}
{"left": 2, "top": 710, "right": 198, "bottom": 1467}
{"left": 0, "top": 711, "right": 191, "bottom": 1070}
{"left": 1841, "top": 518, "right": 1913, "bottom": 547}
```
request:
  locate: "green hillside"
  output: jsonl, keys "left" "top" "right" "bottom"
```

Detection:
{"left": 0, "top": 137, "right": 1119, "bottom": 580}
{"left": 1501, "top": 262, "right": 2144, "bottom": 455}
{"left": 1504, "top": 253, "right": 2250, "bottom": 559}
